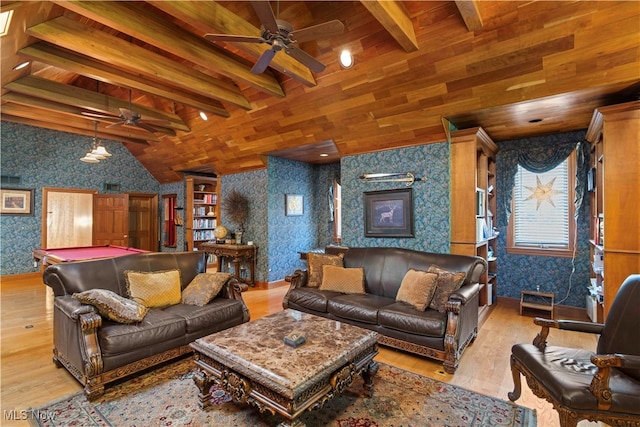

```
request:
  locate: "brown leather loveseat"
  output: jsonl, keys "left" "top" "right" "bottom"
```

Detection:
{"left": 43, "top": 251, "right": 249, "bottom": 399}
{"left": 283, "top": 247, "right": 486, "bottom": 373}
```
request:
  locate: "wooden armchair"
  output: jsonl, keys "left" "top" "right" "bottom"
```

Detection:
{"left": 508, "top": 274, "right": 640, "bottom": 427}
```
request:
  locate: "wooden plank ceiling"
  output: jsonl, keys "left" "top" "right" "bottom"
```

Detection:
{"left": 1, "top": 1, "right": 639, "bottom": 183}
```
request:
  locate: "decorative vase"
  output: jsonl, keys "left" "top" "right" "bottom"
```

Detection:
{"left": 235, "top": 231, "right": 243, "bottom": 245}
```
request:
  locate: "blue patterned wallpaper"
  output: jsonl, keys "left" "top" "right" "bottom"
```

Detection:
{"left": 1, "top": 122, "right": 160, "bottom": 275}
{"left": 496, "top": 130, "right": 590, "bottom": 308}
{"left": 220, "top": 169, "right": 269, "bottom": 282}
{"left": 219, "top": 159, "right": 340, "bottom": 284}
{"left": 341, "top": 143, "right": 450, "bottom": 253}
{"left": 267, "top": 157, "right": 317, "bottom": 282}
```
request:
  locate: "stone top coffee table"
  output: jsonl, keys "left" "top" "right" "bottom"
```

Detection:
{"left": 191, "top": 309, "right": 379, "bottom": 427}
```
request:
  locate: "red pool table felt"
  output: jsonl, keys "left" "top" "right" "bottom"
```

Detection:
{"left": 33, "top": 245, "right": 148, "bottom": 265}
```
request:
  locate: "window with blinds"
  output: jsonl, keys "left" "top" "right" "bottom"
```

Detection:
{"left": 507, "top": 152, "right": 576, "bottom": 257}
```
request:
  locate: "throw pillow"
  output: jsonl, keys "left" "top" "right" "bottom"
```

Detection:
{"left": 181, "top": 272, "right": 232, "bottom": 306}
{"left": 396, "top": 269, "right": 439, "bottom": 311}
{"left": 428, "top": 265, "right": 467, "bottom": 312}
{"left": 319, "top": 265, "right": 365, "bottom": 294}
{"left": 125, "top": 269, "right": 182, "bottom": 308}
{"left": 307, "top": 252, "right": 344, "bottom": 288}
{"left": 73, "top": 289, "right": 148, "bottom": 323}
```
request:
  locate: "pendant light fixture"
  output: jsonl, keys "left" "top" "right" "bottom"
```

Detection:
{"left": 80, "top": 121, "right": 111, "bottom": 163}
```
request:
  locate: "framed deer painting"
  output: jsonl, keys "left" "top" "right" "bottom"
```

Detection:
{"left": 363, "top": 188, "right": 414, "bottom": 237}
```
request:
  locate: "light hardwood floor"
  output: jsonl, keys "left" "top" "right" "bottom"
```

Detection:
{"left": 1, "top": 274, "right": 601, "bottom": 427}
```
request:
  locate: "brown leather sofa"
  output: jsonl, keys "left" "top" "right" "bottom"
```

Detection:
{"left": 283, "top": 247, "right": 487, "bottom": 373}
{"left": 43, "top": 251, "right": 250, "bottom": 399}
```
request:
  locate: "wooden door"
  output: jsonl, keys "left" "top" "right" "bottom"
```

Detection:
{"left": 128, "top": 193, "right": 158, "bottom": 251}
{"left": 93, "top": 194, "right": 129, "bottom": 246}
{"left": 43, "top": 188, "right": 97, "bottom": 248}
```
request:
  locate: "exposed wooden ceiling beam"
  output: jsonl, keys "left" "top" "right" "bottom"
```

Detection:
{"left": 26, "top": 16, "right": 252, "bottom": 110}
{"left": 4, "top": 75, "right": 189, "bottom": 132}
{"left": 149, "top": 1, "right": 317, "bottom": 87}
{"left": 454, "top": 0, "right": 484, "bottom": 32}
{"left": 1, "top": 92, "right": 162, "bottom": 141}
{"left": 1, "top": 112, "right": 151, "bottom": 146}
{"left": 360, "top": 0, "right": 418, "bottom": 52}
{"left": 55, "top": 0, "right": 285, "bottom": 99}
{"left": 18, "top": 42, "right": 229, "bottom": 118}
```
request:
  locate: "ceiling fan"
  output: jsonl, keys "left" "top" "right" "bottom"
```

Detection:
{"left": 205, "top": 1, "right": 344, "bottom": 74}
{"left": 82, "top": 90, "right": 172, "bottom": 135}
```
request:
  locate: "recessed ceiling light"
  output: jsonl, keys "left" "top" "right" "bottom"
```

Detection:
{"left": 339, "top": 49, "right": 353, "bottom": 69}
{"left": 13, "top": 61, "right": 30, "bottom": 71}
{"left": 319, "top": 153, "right": 329, "bottom": 157}
{"left": 199, "top": 111, "right": 208, "bottom": 121}
{"left": 528, "top": 118, "right": 543, "bottom": 123}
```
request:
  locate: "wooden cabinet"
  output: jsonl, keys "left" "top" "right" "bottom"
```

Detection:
{"left": 185, "top": 176, "right": 219, "bottom": 253}
{"left": 586, "top": 101, "right": 640, "bottom": 320}
{"left": 450, "top": 127, "right": 499, "bottom": 311}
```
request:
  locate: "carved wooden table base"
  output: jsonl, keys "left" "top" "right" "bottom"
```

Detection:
{"left": 191, "top": 310, "right": 379, "bottom": 427}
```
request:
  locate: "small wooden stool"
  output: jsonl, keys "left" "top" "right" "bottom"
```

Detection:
{"left": 520, "top": 290, "right": 554, "bottom": 319}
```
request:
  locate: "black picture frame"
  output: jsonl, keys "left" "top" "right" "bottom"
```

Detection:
{"left": 363, "top": 188, "right": 414, "bottom": 237}
{"left": 0, "top": 188, "right": 34, "bottom": 216}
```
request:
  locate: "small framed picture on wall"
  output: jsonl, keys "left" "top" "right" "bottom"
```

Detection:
{"left": 285, "top": 194, "right": 304, "bottom": 216}
{"left": 0, "top": 188, "right": 34, "bottom": 215}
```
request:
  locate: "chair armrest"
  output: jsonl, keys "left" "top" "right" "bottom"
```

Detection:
{"left": 532, "top": 318, "right": 605, "bottom": 351}
{"left": 449, "top": 283, "right": 480, "bottom": 305}
{"left": 592, "top": 353, "right": 640, "bottom": 370}
{"left": 589, "top": 353, "right": 640, "bottom": 410}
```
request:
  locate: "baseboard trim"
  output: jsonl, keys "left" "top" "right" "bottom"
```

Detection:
{"left": 252, "top": 279, "right": 288, "bottom": 290}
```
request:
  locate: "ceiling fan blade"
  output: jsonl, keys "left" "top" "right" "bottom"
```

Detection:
{"left": 291, "top": 20, "right": 345, "bottom": 43}
{"left": 119, "top": 108, "right": 136, "bottom": 120}
{"left": 106, "top": 121, "right": 125, "bottom": 129}
{"left": 136, "top": 122, "right": 164, "bottom": 134}
{"left": 81, "top": 111, "right": 118, "bottom": 120}
{"left": 285, "top": 45, "right": 326, "bottom": 73}
{"left": 205, "top": 34, "right": 264, "bottom": 44}
{"left": 250, "top": 0, "right": 279, "bottom": 34}
{"left": 251, "top": 48, "right": 277, "bottom": 74}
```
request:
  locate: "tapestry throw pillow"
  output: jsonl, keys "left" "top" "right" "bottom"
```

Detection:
{"left": 73, "top": 289, "right": 148, "bottom": 323}
{"left": 396, "top": 269, "right": 439, "bottom": 311}
{"left": 428, "top": 265, "right": 467, "bottom": 313}
{"left": 319, "top": 265, "right": 366, "bottom": 294}
{"left": 125, "top": 269, "right": 182, "bottom": 308}
{"left": 181, "top": 272, "right": 232, "bottom": 306}
{"left": 307, "top": 252, "right": 344, "bottom": 288}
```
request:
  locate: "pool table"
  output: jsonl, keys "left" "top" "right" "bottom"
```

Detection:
{"left": 33, "top": 245, "right": 149, "bottom": 266}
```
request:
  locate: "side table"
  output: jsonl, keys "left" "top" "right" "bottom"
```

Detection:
{"left": 200, "top": 243, "right": 257, "bottom": 286}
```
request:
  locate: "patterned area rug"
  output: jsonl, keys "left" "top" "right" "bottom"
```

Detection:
{"left": 30, "top": 357, "right": 536, "bottom": 427}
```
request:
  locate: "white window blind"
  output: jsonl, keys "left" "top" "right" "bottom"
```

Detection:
{"left": 513, "top": 159, "right": 570, "bottom": 248}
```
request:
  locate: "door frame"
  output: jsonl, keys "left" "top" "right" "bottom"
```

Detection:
{"left": 127, "top": 192, "right": 159, "bottom": 251}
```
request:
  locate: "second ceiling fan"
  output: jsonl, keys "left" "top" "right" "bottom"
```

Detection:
{"left": 205, "top": 1, "right": 345, "bottom": 74}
